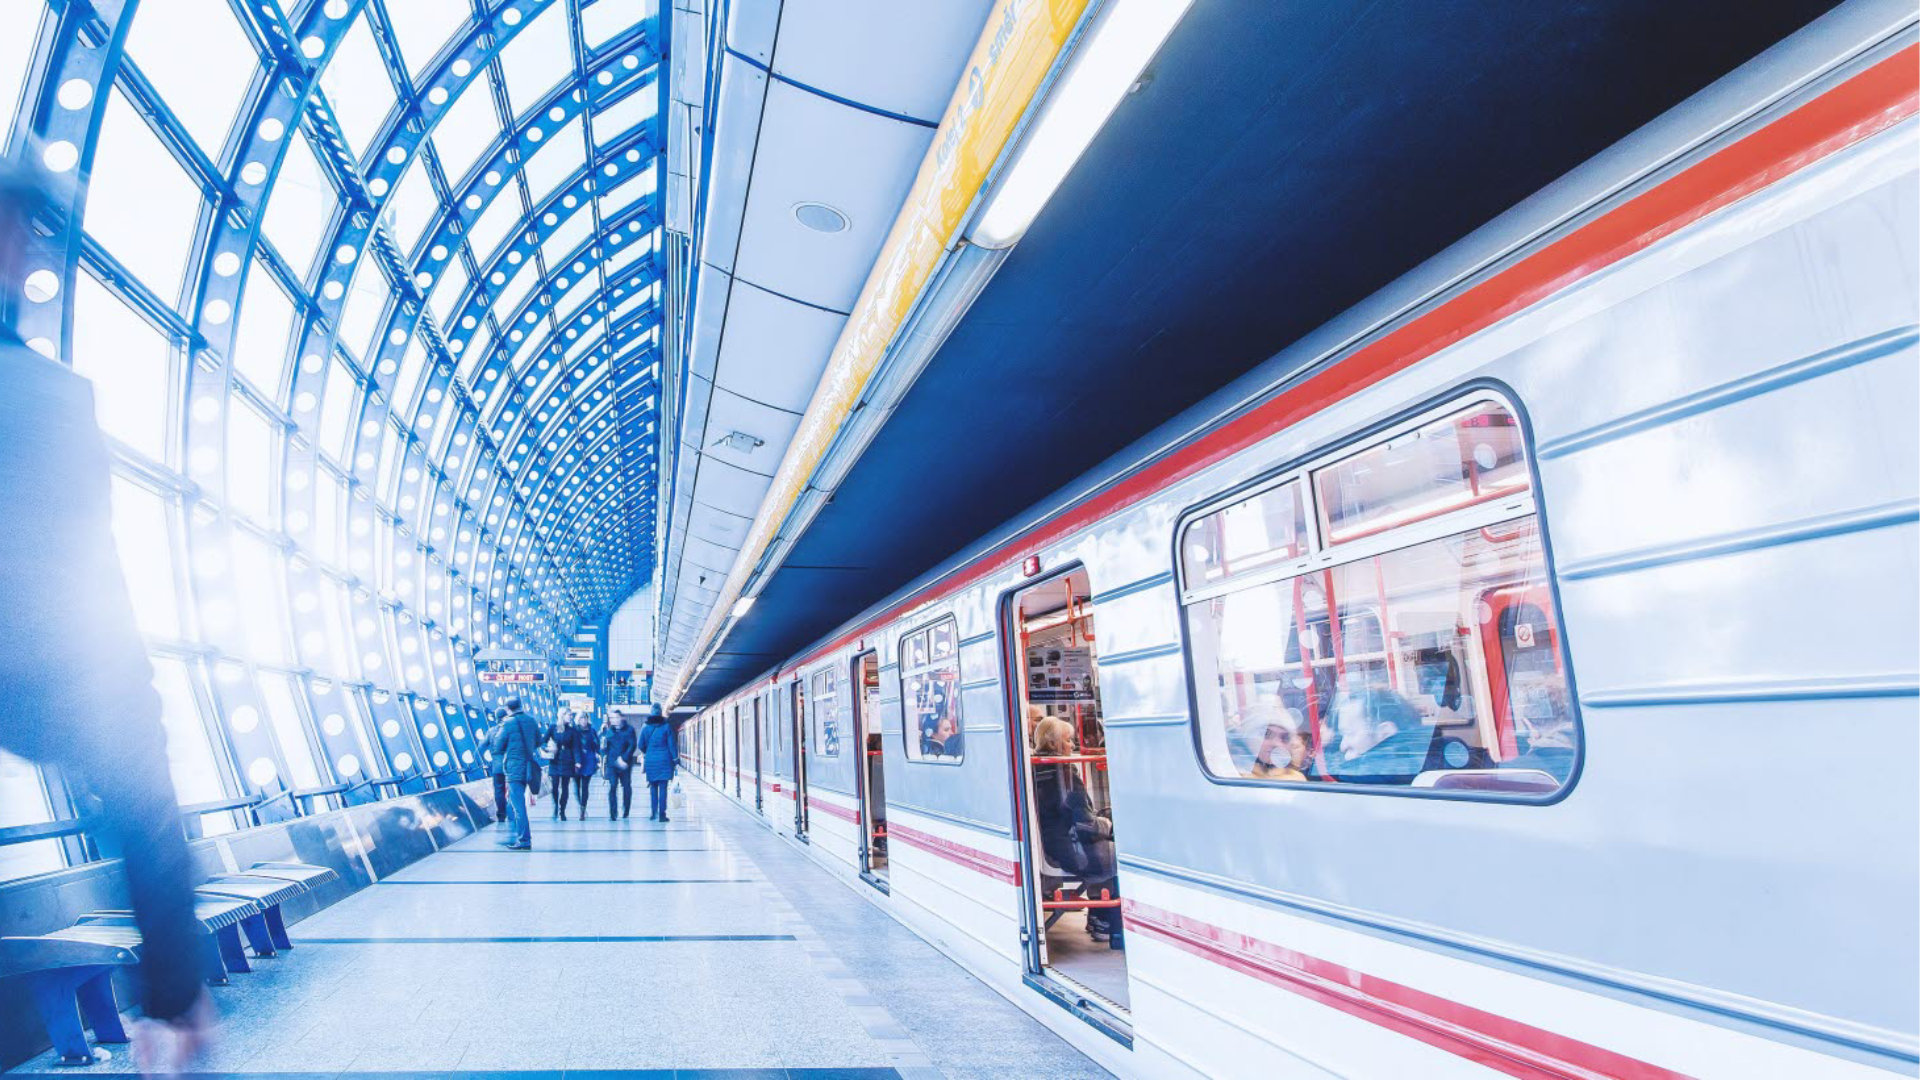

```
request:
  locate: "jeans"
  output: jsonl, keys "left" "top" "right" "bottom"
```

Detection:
{"left": 607, "top": 771, "right": 632, "bottom": 818}
{"left": 648, "top": 779, "right": 669, "bottom": 819}
{"left": 491, "top": 773, "right": 508, "bottom": 824}
{"left": 574, "top": 774, "right": 592, "bottom": 809}
{"left": 505, "top": 779, "right": 533, "bottom": 847}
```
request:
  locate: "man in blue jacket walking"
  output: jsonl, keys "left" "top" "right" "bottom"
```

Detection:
{"left": 489, "top": 697, "right": 543, "bottom": 849}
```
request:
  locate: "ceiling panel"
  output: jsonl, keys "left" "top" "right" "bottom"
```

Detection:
{"left": 730, "top": 80, "right": 933, "bottom": 311}
{"left": 771, "top": 0, "right": 993, "bottom": 122}
{"left": 711, "top": 279, "right": 847, "bottom": 412}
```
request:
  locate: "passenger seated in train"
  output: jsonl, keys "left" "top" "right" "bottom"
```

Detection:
{"left": 1249, "top": 717, "right": 1315, "bottom": 782}
{"left": 1031, "top": 718, "right": 1121, "bottom": 944}
{"left": 1225, "top": 700, "right": 1286, "bottom": 773}
{"left": 1321, "top": 682, "right": 1438, "bottom": 785}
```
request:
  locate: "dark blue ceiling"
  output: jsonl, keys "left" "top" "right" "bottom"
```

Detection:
{"left": 681, "top": 0, "right": 1841, "bottom": 703}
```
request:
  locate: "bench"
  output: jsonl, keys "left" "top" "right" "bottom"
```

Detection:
{"left": 0, "top": 932, "right": 136, "bottom": 1065}
{"left": 195, "top": 862, "right": 339, "bottom": 958}
{"left": 76, "top": 895, "right": 261, "bottom": 984}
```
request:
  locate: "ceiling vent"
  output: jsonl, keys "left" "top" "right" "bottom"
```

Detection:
{"left": 792, "top": 201, "right": 849, "bottom": 233}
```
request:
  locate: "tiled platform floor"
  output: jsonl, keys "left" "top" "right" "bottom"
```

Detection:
{"left": 7, "top": 785, "right": 1110, "bottom": 1080}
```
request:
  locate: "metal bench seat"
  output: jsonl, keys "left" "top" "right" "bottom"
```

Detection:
{"left": 0, "top": 932, "right": 141, "bottom": 1065}
{"left": 78, "top": 894, "right": 262, "bottom": 983}
{"left": 196, "top": 874, "right": 306, "bottom": 959}
{"left": 244, "top": 861, "right": 339, "bottom": 891}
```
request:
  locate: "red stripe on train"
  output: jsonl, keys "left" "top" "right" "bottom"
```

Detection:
{"left": 806, "top": 795, "right": 861, "bottom": 823}
{"left": 885, "top": 822, "right": 1020, "bottom": 885}
{"left": 766, "top": 46, "right": 1919, "bottom": 680}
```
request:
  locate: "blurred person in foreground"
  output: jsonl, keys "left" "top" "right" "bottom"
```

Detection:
{"left": 0, "top": 162, "right": 212, "bottom": 1071}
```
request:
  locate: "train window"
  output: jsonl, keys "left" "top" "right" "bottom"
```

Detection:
{"left": 810, "top": 667, "right": 841, "bottom": 757}
{"left": 1314, "top": 399, "right": 1529, "bottom": 546}
{"left": 1181, "top": 478, "right": 1308, "bottom": 589}
{"left": 899, "top": 617, "right": 963, "bottom": 764}
{"left": 1182, "top": 393, "right": 1576, "bottom": 798}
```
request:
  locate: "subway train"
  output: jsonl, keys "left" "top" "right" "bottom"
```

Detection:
{"left": 679, "top": 10, "right": 1919, "bottom": 1078}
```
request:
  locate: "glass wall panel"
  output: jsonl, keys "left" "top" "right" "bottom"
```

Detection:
{"left": 71, "top": 270, "right": 172, "bottom": 461}
{"left": 86, "top": 91, "right": 204, "bottom": 303}
{"left": 0, "top": 749, "right": 62, "bottom": 882}
{"left": 232, "top": 263, "right": 295, "bottom": 399}
{"left": 108, "top": 477, "right": 180, "bottom": 640}
{"left": 226, "top": 400, "right": 277, "bottom": 523}
{"left": 259, "top": 673, "right": 324, "bottom": 789}
{"left": 125, "top": 0, "right": 256, "bottom": 158}
{"left": 0, "top": 4, "right": 47, "bottom": 154}
{"left": 151, "top": 659, "right": 231, "bottom": 813}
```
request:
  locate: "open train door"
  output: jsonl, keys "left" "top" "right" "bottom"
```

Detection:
{"left": 1001, "top": 565, "right": 1131, "bottom": 1040}
{"left": 751, "top": 693, "right": 764, "bottom": 815}
{"left": 790, "top": 677, "right": 810, "bottom": 841}
{"left": 851, "top": 650, "right": 888, "bottom": 890}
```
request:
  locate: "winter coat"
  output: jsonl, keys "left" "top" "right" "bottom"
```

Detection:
{"left": 545, "top": 723, "right": 580, "bottom": 778}
{"left": 637, "top": 717, "right": 678, "bottom": 782}
{"left": 601, "top": 723, "right": 639, "bottom": 777}
{"left": 1033, "top": 763, "right": 1102, "bottom": 875}
{"left": 574, "top": 726, "right": 600, "bottom": 776}
{"left": 490, "top": 712, "right": 545, "bottom": 784}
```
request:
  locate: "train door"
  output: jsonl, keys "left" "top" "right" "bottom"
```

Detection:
{"left": 752, "top": 694, "right": 764, "bottom": 814}
{"left": 790, "top": 678, "right": 810, "bottom": 841}
{"left": 851, "top": 651, "right": 888, "bottom": 887}
{"left": 732, "top": 704, "right": 743, "bottom": 798}
{"left": 1003, "top": 566, "right": 1130, "bottom": 1031}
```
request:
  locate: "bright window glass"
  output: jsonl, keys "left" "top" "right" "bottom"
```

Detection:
{"left": 320, "top": 355, "right": 358, "bottom": 462}
{"left": 427, "top": 256, "right": 469, "bottom": 327}
{"left": 384, "top": 158, "right": 439, "bottom": 256}
{"left": 1314, "top": 400, "right": 1529, "bottom": 546}
{"left": 384, "top": 0, "right": 469, "bottom": 80}
{"left": 900, "top": 618, "right": 961, "bottom": 763}
{"left": 0, "top": 749, "right": 62, "bottom": 881}
{"left": 0, "top": 3, "right": 47, "bottom": 155}
{"left": 1181, "top": 479, "right": 1307, "bottom": 590}
{"left": 583, "top": 0, "right": 655, "bottom": 49}
{"left": 232, "top": 530, "right": 290, "bottom": 665}
{"left": 542, "top": 210, "right": 593, "bottom": 270}
{"left": 86, "top": 91, "right": 203, "bottom": 303}
{"left": 108, "top": 477, "right": 179, "bottom": 640}
{"left": 226, "top": 400, "right": 277, "bottom": 523}
{"left": 312, "top": 467, "right": 342, "bottom": 565}
{"left": 261, "top": 133, "right": 337, "bottom": 277}
{"left": 151, "top": 658, "right": 230, "bottom": 808}
{"left": 428, "top": 76, "right": 499, "bottom": 186}
{"left": 599, "top": 163, "right": 654, "bottom": 215}
{"left": 318, "top": 15, "right": 397, "bottom": 161}
{"left": 258, "top": 673, "right": 323, "bottom": 789}
{"left": 521, "top": 117, "right": 584, "bottom": 202}
{"left": 465, "top": 187, "right": 522, "bottom": 266}
{"left": 1185, "top": 395, "right": 1576, "bottom": 798}
{"left": 71, "top": 270, "right": 171, "bottom": 461}
{"left": 126, "top": 0, "right": 256, "bottom": 158}
{"left": 231, "top": 263, "right": 295, "bottom": 399}
{"left": 592, "top": 83, "right": 656, "bottom": 145}
{"left": 810, "top": 667, "right": 840, "bottom": 757}
{"left": 499, "top": 3, "right": 573, "bottom": 117}
{"left": 337, "top": 260, "right": 393, "bottom": 362}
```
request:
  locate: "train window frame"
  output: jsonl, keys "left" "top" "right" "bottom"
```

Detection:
{"left": 810, "top": 664, "right": 841, "bottom": 758}
{"left": 1173, "top": 384, "right": 1583, "bottom": 804}
{"left": 897, "top": 614, "right": 965, "bottom": 766}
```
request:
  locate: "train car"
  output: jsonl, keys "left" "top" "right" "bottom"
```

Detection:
{"left": 681, "top": 7, "right": 1918, "bottom": 1077}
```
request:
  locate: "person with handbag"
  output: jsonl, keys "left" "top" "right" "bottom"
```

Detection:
{"left": 544, "top": 714, "right": 580, "bottom": 820}
{"left": 488, "top": 697, "right": 544, "bottom": 850}
{"left": 637, "top": 705, "right": 679, "bottom": 822}
{"left": 1031, "top": 718, "right": 1122, "bottom": 944}
{"left": 486, "top": 707, "right": 511, "bottom": 828}
{"left": 601, "top": 709, "right": 639, "bottom": 820}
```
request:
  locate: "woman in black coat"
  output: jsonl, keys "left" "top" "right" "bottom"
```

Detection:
{"left": 545, "top": 718, "right": 580, "bottom": 820}
{"left": 600, "top": 711, "right": 639, "bottom": 820}
{"left": 1031, "top": 718, "right": 1121, "bottom": 942}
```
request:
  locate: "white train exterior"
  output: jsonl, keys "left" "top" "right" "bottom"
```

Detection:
{"left": 679, "top": 7, "right": 1919, "bottom": 1077}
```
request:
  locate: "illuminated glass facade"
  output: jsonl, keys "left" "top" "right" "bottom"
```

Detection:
{"left": 0, "top": 0, "right": 662, "bottom": 879}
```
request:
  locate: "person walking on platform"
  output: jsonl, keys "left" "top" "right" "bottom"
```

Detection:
{"left": 0, "top": 165, "right": 212, "bottom": 1071}
{"left": 487, "top": 706, "right": 510, "bottom": 828}
{"left": 638, "top": 706, "right": 679, "bottom": 822}
{"left": 601, "top": 709, "right": 638, "bottom": 820}
{"left": 572, "top": 711, "right": 599, "bottom": 812}
{"left": 489, "top": 697, "right": 542, "bottom": 850}
{"left": 545, "top": 714, "right": 580, "bottom": 820}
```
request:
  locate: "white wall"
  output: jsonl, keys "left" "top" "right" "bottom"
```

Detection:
{"left": 608, "top": 585, "right": 655, "bottom": 672}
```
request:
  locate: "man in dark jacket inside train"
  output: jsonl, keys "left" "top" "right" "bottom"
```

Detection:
{"left": 489, "top": 698, "right": 543, "bottom": 849}
{"left": 601, "top": 709, "right": 639, "bottom": 820}
{"left": 637, "top": 706, "right": 679, "bottom": 822}
{"left": 0, "top": 164, "right": 211, "bottom": 1071}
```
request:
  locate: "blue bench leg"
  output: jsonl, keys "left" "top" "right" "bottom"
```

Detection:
{"left": 28, "top": 970, "right": 94, "bottom": 1065}
{"left": 238, "top": 912, "right": 277, "bottom": 958}
{"left": 76, "top": 969, "right": 128, "bottom": 1044}
{"left": 215, "top": 924, "right": 251, "bottom": 975}
{"left": 264, "top": 905, "right": 294, "bottom": 952}
{"left": 199, "top": 934, "right": 229, "bottom": 986}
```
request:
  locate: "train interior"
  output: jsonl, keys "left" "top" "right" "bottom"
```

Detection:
{"left": 854, "top": 651, "right": 890, "bottom": 885}
{"left": 1011, "top": 569, "right": 1131, "bottom": 1019}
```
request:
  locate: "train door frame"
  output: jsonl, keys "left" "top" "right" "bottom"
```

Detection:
{"left": 789, "top": 677, "right": 810, "bottom": 842}
{"left": 850, "top": 649, "right": 889, "bottom": 891}
{"left": 751, "top": 693, "right": 764, "bottom": 814}
{"left": 732, "top": 703, "right": 743, "bottom": 798}
{"left": 997, "top": 563, "right": 1133, "bottom": 1045}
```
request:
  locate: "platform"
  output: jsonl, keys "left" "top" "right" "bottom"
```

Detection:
{"left": 4, "top": 786, "right": 1109, "bottom": 1079}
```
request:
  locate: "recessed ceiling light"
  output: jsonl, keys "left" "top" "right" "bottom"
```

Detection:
{"left": 793, "top": 201, "right": 849, "bottom": 233}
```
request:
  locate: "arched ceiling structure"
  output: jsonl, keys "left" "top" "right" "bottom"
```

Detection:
{"left": 0, "top": 0, "right": 663, "bottom": 804}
